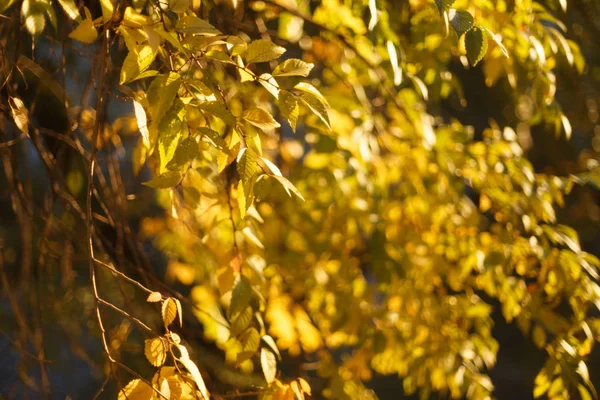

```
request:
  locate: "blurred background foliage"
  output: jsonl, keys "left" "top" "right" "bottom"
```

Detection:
{"left": 1, "top": 0, "right": 600, "bottom": 399}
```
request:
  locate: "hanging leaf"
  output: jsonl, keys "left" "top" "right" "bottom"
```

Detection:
{"left": 279, "top": 91, "right": 300, "bottom": 132}
{"left": 448, "top": 9, "right": 474, "bottom": 36}
{"left": 296, "top": 90, "right": 330, "bottom": 130}
{"left": 177, "top": 345, "right": 210, "bottom": 400}
{"left": 147, "top": 72, "right": 181, "bottom": 126}
{"left": 198, "top": 101, "right": 236, "bottom": 125}
{"left": 99, "top": 0, "right": 113, "bottom": 22}
{"left": 8, "top": 97, "right": 29, "bottom": 136}
{"left": 117, "top": 379, "right": 154, "bottom": 400}
{"left": 435, "top": 0, "right": 456, "bottom": 15}
{"left": 147, "top": 292, "right": 162, "bottom": 302}
{"left": 198, "top": 127, "right": 232, "bottom": 155}
{"left": 298, "top": 378, "right": 311, "bottom": 395}
{"left": 238, "top": 180, "right": 247, "bottom": 219}
{"left": 162, "top": 298, "right": 178, "bottom": 327}
{"left": 465, "top": 25, "right": 488, "bottom": 66}
{"left": 261, "top": 347, "right": 277, "bottom": 384}
{"left": 245, "top": 39, "right": 286, "bottom": 64}
{"left": 258, "top": 73, "right": 280, "bottom": 99}
{"left": 368, "top": 0, "right": 378, "bottom": 31}
{"left": 145, "top": 337, "right": 169, "bottom": 367}
{"left": 261, "top": 335, "right": 281, "bottom": 359}
{"left": 242, "top": 108, "right": 281, "bottom": 131}
{"left": 57, "top": 0, "right": 80, "bottom": 21}
{"left": 22, "top": 0, "right": 46, "bottom": 37}
{"left": 133, "top": 100, "right": 150, "bottom": 148}
{"left": 242, "top": 226, "right": 264, "bottom": 249}
{"left": 120, "top": 45, "right": 157, "bottom": 84}
{"left": 272, "top": 175, "right": 305, "bottom": 201}
{"left": 387, "top": 40, "right": 402, "bottom": 86}
{"left": 229, "top": 275, "right": 253, "bottom": 318}
{"left": 143, "top": 171, "right": 182, "bottom": 189}
{"left": 291, "top": 380, "right": 305, "bottom": 400}
{"left": 68, "top": 18, "right": 97, "bottom": 43}
{"left": 481, "top": 26, "right": 509, "bottom": 58}
{"left": 237, "top": 147, "right": 258, "bottom": 183}
{"left": 272, "top": 59, "right": 314, "bottom": 77}
{"left": 176, "top": 15, "right": 221, "bottom": 35}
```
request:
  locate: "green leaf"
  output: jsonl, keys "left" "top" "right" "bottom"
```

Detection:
{"left": 448, "top": 9, "right": 473, "bottom": 36}
{"left": 237, "top": 147, "right": 258, "bottom": 183}
{"left": 120, "top": 45, "right": 157, "bottom": 84}
{"left": 435, "top": 0, "right": 455, "bottom": 15}
{"left": 465, "top": 25, "right": 488, "bottom": 66}
{"left": 143, "top": 171, "right": 182, "bottom": 189}
{"left": 176, "top": 15, "right": 221, "bottom": 35}
{"left": 260, "top": 347, "right": 277, "bottom": 384}
{"left": 279, "top": 91, "right": 299, "bottom": 132}
{"left": 272, "top": 59, "right": 314, "bottom": 77}
{"left": 147, "top": 72, "right": 181, "bottom": 126}
{"left": 242, "top": 108, "right": 281, "bottom": 131}
{"left": 245, "top": 39, "right": 286, "bottom": 64}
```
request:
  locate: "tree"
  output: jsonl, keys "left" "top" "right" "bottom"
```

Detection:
{"left": 1, "top": 0, "right": 600, "bottom": 398}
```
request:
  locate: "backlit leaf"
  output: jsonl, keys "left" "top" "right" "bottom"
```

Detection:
{"left": 245, "top": 39, "right": 286, "bottom": 63}
{"left": 145, "top": 337, "right": 169, "bottom": 366}
{"left": 120, "top": 45, "right": 157, "bottom": 84}
{"left": 177, "top": 15, "right": 221, "bottom": 35}
{"left": 68, "top": 18, "right": 97, "bottom": 43}
{"left": 242, "top": 108, "right": 281, "bottom": 131}
{"left": 259, "top": 73, "right": 280, "bottom": 99}
{"left": 117, "top": 379, "right": 154, "bottom": 400}
{"left": 279, "top": 91, "right": 300, "bottom": 132}
{"left": 8, "top": 97, "right": 29, "bottom": 135}
{"left": 261, "top": 347, "right": 277, "bottom": 384}
{"left": 57, "top": 0, "right": 80, "bottom": 21}
{"left": 237, "top": 147, "right": 258, "bottom": 183}
{"left": 435, "top": 0, "right": 455, "bottom": 15}
{"left": 162, "top": 298, "right": 178, "bottom": 327}
{"left": 448, "top": 9, "right": 473, "bottom": 36}
{"left": 143, "top": 171, "right": 182, "bottom": 189}
{"left": 147, "top": 292, "right": 162, "bottom": 302}
{"left": 229, "top": 275, "right": 252, "bottom": 318}
{"left": 272, "top": 59, "right": 314, "bottom": 77}
{"left": 465, "top": 25, "right": 488, "bottom": 66}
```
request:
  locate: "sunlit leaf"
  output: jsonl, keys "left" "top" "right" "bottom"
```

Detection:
{"left": 117, "top": 379, "right": 154, "bottom": 400}
{"left": 448, "top": 9, "right": 473, "bottom": 36}
{"left": 261, "top": 347, "right": 277, "bottom": 384}
{"left": 245, "top": 39, "right": 286, "bottom": 64}
{"left": 145, "top": 337, "right": 169, "bottom": 367}
{"left": 272, "top": 59, "right": 314, "bottom": 77}
{"left": 8, "top": 97, "right": 29, "bottom": 135}
{"left": 242, "top": 108, "right": 281, "bottom": 131}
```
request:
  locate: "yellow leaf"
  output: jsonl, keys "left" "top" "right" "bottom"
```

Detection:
{"left": 245, "top": 39, "right": 286, "bottom": 63}
{"left": 177, "top": 344, "right": 210, "bottom": 400}
{"left": 8, "top": 97, "right": 29, "bottom": 135}
{"left": 175, "top": 298, "right": 183, "bottom": 327}
{"left": 238, "top": 180, "right": 246, "bottom": 219}
{"left": 68, "top": 18, "right": 98, "bottom": 43}
{"left": 145, "top": 337, "right": 169, "bottom": 367}
{"left": 123, "top": 6, "right": 148, "bottom": 28}
{"left": 258, "top": 73, "right": 280, "bottom": 99}
{"left": 242, "top": 108, "right": 281, "bottom": 131}
{"left": 147, "top": 291, "right": 162, "bottom": 302}
{"left": 117, "top": 379, "right": 154, "bottom": 400}
{"left": 294, "top": 307, "right": 322, "bottom": 353}
{"left": 99, "top": 0, "right": 113, "bottom": 22}
{"left": 162, "top": 298, "right": 178, "bottom": 327}
{"left": 298, "top": 378, "right": 311, "bottom": 395}
{"left": 57, "top": 0, "right": 81, "bottom": 21}
{"left": 133, "top": 100, "right": 150, "bottom": 148}
{"left": 261, "top": 347, "right": 277, "bottom": 384}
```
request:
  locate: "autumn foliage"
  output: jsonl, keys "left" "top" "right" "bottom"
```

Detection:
{"left": 1, "top": 0, "right": 600, "bottom": 399}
